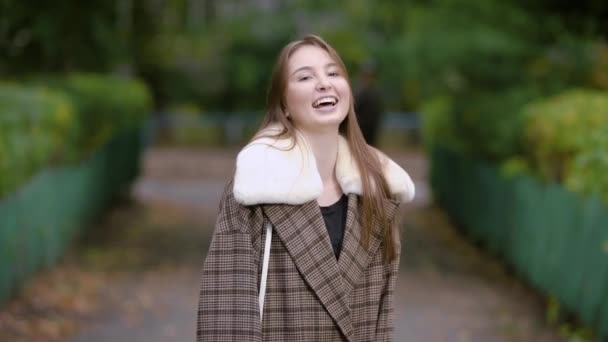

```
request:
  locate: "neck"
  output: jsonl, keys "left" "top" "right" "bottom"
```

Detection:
{"left": 297, "top": 127, "right": 343, "bottom": 205}
{"left": 299, "top": 128, "right": 338, "bottom": 183}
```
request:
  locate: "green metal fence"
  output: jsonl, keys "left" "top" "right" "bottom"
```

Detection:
{"left": 0, "top": 127, "right": 143, "bottom": 305}
{"left": 430, "top": 146, "right": 608, "bottom": 339}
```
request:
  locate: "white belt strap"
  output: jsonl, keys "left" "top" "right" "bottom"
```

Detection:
{"left": 258, "top": 222, "right": 272, "bottom": 321}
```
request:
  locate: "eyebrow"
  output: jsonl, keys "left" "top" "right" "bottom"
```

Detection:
{"left": 290, "top": 63, "right": 338, "bottom": 76}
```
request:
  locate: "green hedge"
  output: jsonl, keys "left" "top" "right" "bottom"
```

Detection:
{"left": 424, "top": 88, "right": 608, "bottom": 205}
{"left": 411, "top": 5, "right": 607, "bottom": 165}
{"left": 0, "top": 128, "right": 143, "bottom": 305}
{"left": 30, "top": 73, "right": 152, "bottom": 159}
{"left": 0, "top": 74, "right": 150, "bottom": 305}
{"left": 431, "top": 146, "right": 608, "bottom": 340}
{"left": 1, "top": 74, "right": 151, "bottom": 197}
{"left": 522, "top": 89, "right": 608, "bottom": 203}
{"left": 0, "top": 84, "right": 76, "bottom": 195}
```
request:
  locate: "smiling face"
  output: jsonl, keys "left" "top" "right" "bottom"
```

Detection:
{"left": 284, "top": 45, "right": 351, "bottom": 133}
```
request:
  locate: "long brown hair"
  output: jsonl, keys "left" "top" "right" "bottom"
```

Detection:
{"left": 256, "top": 35, "right": 397, "bottom": 263}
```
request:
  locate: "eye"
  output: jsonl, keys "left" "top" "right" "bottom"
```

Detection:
{"left": 298, "top": 75, "right": 312, "bottom": 81}
{"left": 328, "top": 71, "right": 340, "bottom": 77}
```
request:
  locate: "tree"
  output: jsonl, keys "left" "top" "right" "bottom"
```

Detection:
{"left": 0, "top": 0, "right": 125, "bottom": 75}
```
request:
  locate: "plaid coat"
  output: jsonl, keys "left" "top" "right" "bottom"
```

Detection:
{"left": 197, "top": 127, "right": 414, "bottom": 342}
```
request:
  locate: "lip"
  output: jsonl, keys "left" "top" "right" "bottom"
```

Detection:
{"left": 311, "top": 95, "right": 339, "bottom": 108}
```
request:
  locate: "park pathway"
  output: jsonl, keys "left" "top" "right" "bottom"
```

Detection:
{"left": 0, "top": 146, "right": 564, "bottom": 341}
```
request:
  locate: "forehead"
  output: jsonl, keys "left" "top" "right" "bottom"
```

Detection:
{"left": 287, "top": 45, "right": 336, "bottom": 72}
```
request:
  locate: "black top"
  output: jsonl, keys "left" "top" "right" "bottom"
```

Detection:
{"left": 320, "top": 194, "right": 348, "bottom": 258}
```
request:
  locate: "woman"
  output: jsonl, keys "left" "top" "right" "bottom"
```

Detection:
{"left": 197, "top": 35, "right": 414, "bottom": 342}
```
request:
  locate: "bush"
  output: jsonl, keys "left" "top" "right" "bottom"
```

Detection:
{"left": 523, "top": 89, "right": 608, "bottom": 200}
{"left": 31, "top": 73, "right": 152, "bottom": 159}
{"left": 526, "top": 37, "right": 602, "bottom": 95}
{"left": 451, "top": 86, "right": 541, "bottom": 160}
{"left": 420, "top": 86, "right": 540, "bottom": 161}
{"left": 566, "top": 126, "right": 608, "bottom": 203}
{"left": 0, "top": 84, "right": 76, "bottom": 195}
{"left": 144, "top": 16, "right": 294, "bottom": 111}
{"left": 589, "top": 41, "right": 608, "bottom": 90}
{"left": 419, "top": 96, "right": 462, "bottom": 153}
{"left": 379, "top": 1, "right": 536, "bottom": 109}
{"left": 0, "top": 74, "right": 152, "bottom": 197}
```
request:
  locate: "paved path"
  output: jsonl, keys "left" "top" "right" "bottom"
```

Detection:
{"left": 1, "top": 146, "right": 564, "bottom": 341}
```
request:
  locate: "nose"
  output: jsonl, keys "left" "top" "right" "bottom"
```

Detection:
{"left": 316, "top": 75, "right": 332, "bottom": 91}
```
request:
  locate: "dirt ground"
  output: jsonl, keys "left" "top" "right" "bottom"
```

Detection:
{"left": 0, "top": 146, "right": 566, "bottom": 342}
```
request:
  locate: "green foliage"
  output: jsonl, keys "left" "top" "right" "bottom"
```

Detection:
{"left": 0, "top": 84, "right": 76, "bottom": 195}
{"left": 499, "top": 156, "right": 531, "bottom": 178}
{"left": 410, "top": 0, "right": 608, "bottom": 205}
{"left": 452, "top": 86, "right": 541, "bottom": 160}
{"left": 31, "top": 73, "right": 152, "bottom": 159}
{"left": 588, "top": 42, "right": 608, "bottom": 90}
{"left": 421, "top": 86, "right": 540, "bottom": 161}
{"left": 527, "top": 37, "right": 604, "bottom": 95}
{"left": 547, "top": 295, "right": 562, "bottom": 325}
{"left": 512, "top": 0, "right": 608, "bottom": 40}
{"left": 546, "top": 295, "right": 596, "bottom": 342}
{"left": 144, "top": 13, "right": 295, "bottom": 111}
{"left": 320, "top": 29, "right": 368, "bottom": 73}
{"left": 566, "top": 127, "right": 608, "bottom": 203}
{"left": 379, "top": 1, "right": 536, "bottom": 108}
{"left": 213, "top": 19, "right": 293, "bottom": 110}
{"left": 0, "top": 0, "right": 128, "bottom": 74}
{"left": 419, "top": 96, "right": 462, "bottom": 153}
{"left": 0, "top": 74, "right": 151, "bottom": 196}
{"left": 523, "top": 89, "right": 608, "bottom": 201}
{"left": 2, "top": 0, "right": 608, "bottom": 113}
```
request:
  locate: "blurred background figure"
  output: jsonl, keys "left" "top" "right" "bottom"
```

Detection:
{"left": 354, "top": 61, "right": 384, "bottom": 146}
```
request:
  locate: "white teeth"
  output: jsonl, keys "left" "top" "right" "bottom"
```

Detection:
{"left": 313, "top": 96, "right": 338, "bottom": 107}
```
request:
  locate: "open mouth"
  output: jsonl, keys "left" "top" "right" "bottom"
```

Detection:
{"left": 312, "top": 96, "right": 339, "bottom": 109}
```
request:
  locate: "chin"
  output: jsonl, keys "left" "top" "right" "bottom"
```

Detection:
{"left": 314, "top": 112, "right": 347, "bottom": 127}
{"left": 294, "top": 108, "right": 348, "bottom": 132}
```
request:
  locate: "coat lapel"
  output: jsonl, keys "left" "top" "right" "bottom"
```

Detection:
{"left": 338, "top": 195, "right": 400, "bottom": 296}
{"left": 263, "top": 201, "right": 353, "bottom": 341}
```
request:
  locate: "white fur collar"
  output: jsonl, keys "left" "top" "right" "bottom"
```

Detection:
{"left": 233, "top": 126, "right": 415, "bottom": 205}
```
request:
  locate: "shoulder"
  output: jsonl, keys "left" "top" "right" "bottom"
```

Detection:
{"left": 216, "top": 179, "right": 265, "bottom": 236}
{"left": 338, "top": 142, "right": 415, "bottom": 204}
{"left": 370, "top": 146, "right": 415, "bottom": 203}
{"left": 233, "top": 131, "right": 323, "bottom": 206}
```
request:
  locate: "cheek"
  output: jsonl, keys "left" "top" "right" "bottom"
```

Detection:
{"left": 285, "top": 85, "right": 309, "bottom": 109}
{"left": 337, "top": 81, "right": 352, "bottom": 106}
{"left": 335, "top": 79, "right": 350, "bottom": 93}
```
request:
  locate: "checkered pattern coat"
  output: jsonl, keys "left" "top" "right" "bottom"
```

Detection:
{"left": 197, "top": 181, "right": 401, "bottom": 342}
